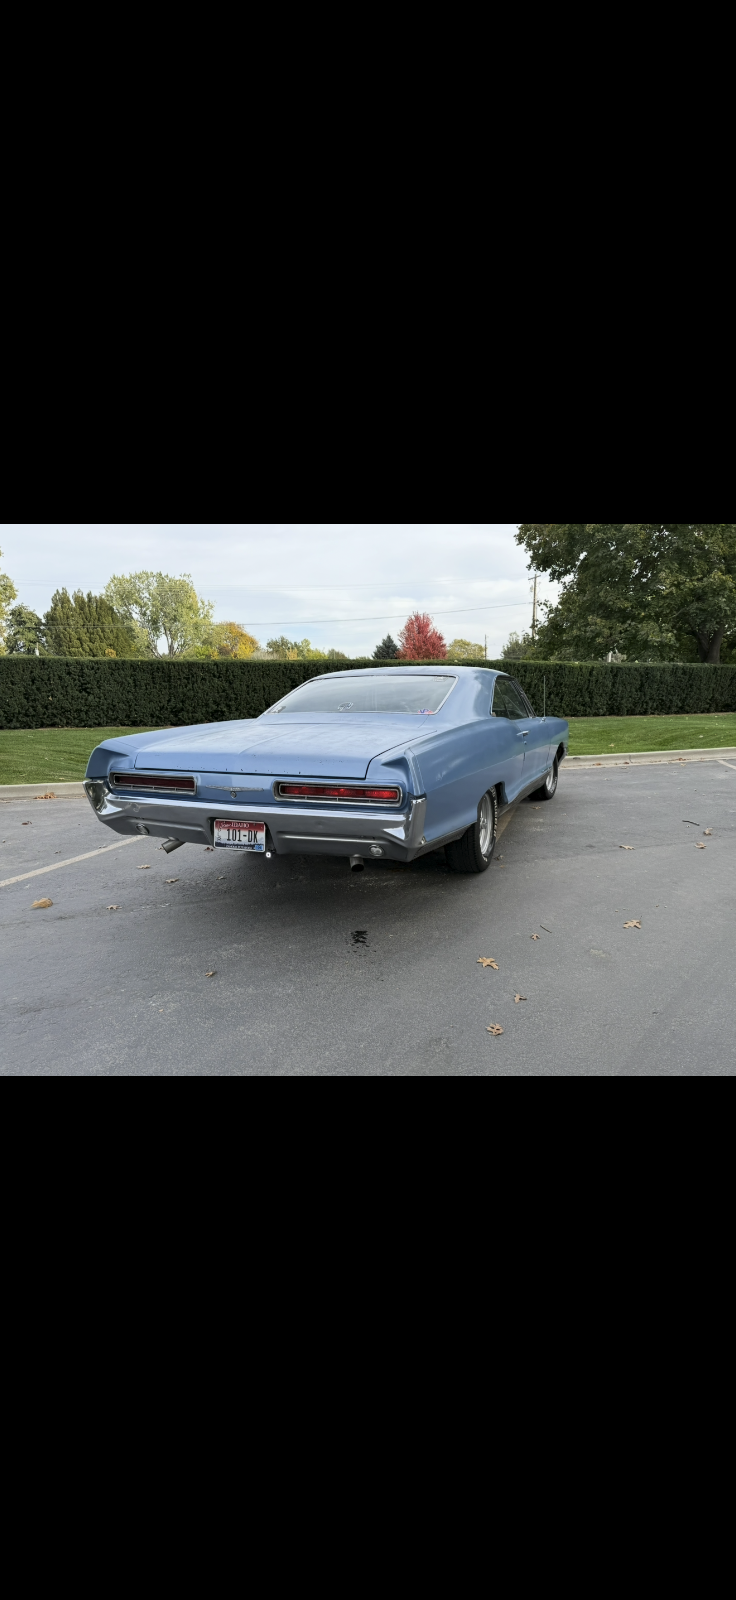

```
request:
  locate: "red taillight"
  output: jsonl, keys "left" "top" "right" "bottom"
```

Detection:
{"left": 277, "top": 783, "right": 401, "bottom": 804}
{"left": 111, "top": 774, "right": 196, "bottom": 794}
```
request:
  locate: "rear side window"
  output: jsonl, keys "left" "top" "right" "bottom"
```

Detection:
{"left": 492, "top": 677, "right": 529, "bottom": 721}
{"left": 513, "top": 680, "right": 536, "bottom": 717}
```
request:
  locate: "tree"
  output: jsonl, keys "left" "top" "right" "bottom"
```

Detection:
{"left": 209, "top": 622, "right": 260, "bottom": 659}
{"left": 0, "top": 548, "right": 18, "bottom": 654}
{"left": 447, "top": 638, "right": 485, "bottom": 660}
{"left": 501, "top": 630, "right": 535, "bottom": 661}
{"left": 397, "top": 613, "right": 446, "bottom": 661}
{"left": 326, "top": 649, "right": 348, "bottom": 659}
{"left": 5, "top": 605, "right": 45, "bottom": 654}
{"left": 373, "top": 635, "right": 399, "bottom": 660}
{"left": 104, "top": 571, "right": 215, "bottom": 657}
{"left": 265, "top": 636, "right": 327, "bottom": 660}
{"left": 516, "top": 524, "right": 736, "bottom": 664}
{"left": 43, "top": 590, "right": 140, "bottom": 657}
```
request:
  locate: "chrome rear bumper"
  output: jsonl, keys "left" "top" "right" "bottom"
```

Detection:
{"left": 85, "top": 785, "right": 429, "bottom": 862}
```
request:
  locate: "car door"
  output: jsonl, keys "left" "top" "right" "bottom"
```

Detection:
{"left": 511, "top": 679, "right": 551, "bottom": 784}
{"left": 490, "top": 677, "right": 529, "bottom": 801}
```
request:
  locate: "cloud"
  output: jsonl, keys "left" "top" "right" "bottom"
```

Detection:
{"left": 1, "top": 523, "right": 553, "bottom": 656}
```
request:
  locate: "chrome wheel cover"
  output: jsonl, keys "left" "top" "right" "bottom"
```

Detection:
{"left": 479, "top": 793, "right": 493, "bottom": 856}
{"left": 546, "top": 764, "right": 557, "bottom": 793}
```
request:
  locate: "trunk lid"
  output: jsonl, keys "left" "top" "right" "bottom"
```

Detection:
{"left": 133, "top": 719, "right": 406, "bottom": 780}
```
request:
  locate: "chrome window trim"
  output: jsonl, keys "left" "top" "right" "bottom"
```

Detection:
{"left": 268, "top": 675, "right": 458, "bottom": 716}
{"left": 512, "top": 680, "right": 537, "bottom": 718}
{"left": 274, "top": 782, "right": 403, "bottom": 806}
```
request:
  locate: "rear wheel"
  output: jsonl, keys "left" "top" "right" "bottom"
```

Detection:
{"left": 446, "top": 789, "right": 497, "bottom": 874}
{"left": 530, "top": 757, "right": 558, "bottom": 802}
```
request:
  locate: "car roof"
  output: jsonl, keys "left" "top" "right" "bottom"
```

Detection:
{"left": 316, "top": 664, "right": 498, "bottom": 678}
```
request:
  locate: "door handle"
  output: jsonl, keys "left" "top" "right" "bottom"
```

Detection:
{"left": 517, "top": 731, "right": 528, "bottom": 738}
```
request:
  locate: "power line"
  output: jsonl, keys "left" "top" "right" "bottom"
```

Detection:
{"left": 234, "top": 602, "right": 533, "bottom": 627}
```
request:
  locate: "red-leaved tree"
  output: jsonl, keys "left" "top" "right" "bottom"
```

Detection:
{"left": 397, "top": 612, "right": 447, "bottom": 660}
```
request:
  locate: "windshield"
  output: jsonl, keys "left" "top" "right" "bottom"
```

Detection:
{"left": 272, "top": 676, "right": 456, "bottom": 715}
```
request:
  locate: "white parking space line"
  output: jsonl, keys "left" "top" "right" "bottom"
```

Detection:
{"left": 0, "top": 836, "right": 143, "bottom": 890}
{"left": 718, "top": 761, "right": 736, "bottom": 772}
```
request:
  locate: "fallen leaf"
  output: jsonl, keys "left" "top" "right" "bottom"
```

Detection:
{"left": 623, "top": 920, "right": 642, "bottom": 929}
{"left": 205, "top": 970, "right": 216, "bottom": 978}
{"left": 696, "top": 843, "right": 706, "bottom": 849}
{"left": 620, "top": 845, "right": 634, "bottom": 851}
{"left": 478, "top": 958, "right": 499, "bottom": 970}
{"left": 205, "top": 847, "right": 215, "bottom": 852}
{"left": 31, "top": 898, "right": 53, "bottom": 909}
{"left": 107, "top": 905, "right": 120, "bottom": 911}
{"left": 22, "top": 821, "right": 31, "bottom": 826}
{"left": 487, "top": 1025, "right": 504, "bottom": 1036}
{"left": 704, "top": 829, "right": 712, "bottom": 836}
{"left": 531, "top": 933, "right": 541, "bottom": 940}
{"left": 165, "top": 878, "right": 179, "bottom": 884}
{"left": 35, "top": 793, "right": 57, "bottom": 801}
{"left": 138, "top": 865, "right": 151, "bottom": 870}
{"left": 514, "top": 995, "right": 527, "bottom": 1004}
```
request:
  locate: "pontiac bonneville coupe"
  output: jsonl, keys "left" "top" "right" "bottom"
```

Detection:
{"left": 84, "top": 666, "right": 568, "bottom": 874}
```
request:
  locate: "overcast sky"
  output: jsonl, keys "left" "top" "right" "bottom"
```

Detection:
{"left": 0, "top": 524, "right": 557, "bottom": 656}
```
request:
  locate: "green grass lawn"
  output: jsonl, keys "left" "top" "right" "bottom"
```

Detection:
{"left": 0, "top": 728, "right": 162, "bottom": 784}
{"left": 2, "top": 715, "right": 736, "bottom": 783}
{"left": 567, "top": 714, "right": 736, "bottom": 755}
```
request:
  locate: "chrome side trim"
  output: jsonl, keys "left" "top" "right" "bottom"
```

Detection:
{"left": 280, "top": 835, "right": 386, "bottom": 844}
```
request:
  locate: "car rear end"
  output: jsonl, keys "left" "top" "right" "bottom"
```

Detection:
{"left": 84, "top": 756, "right": 429, "bottom": 864}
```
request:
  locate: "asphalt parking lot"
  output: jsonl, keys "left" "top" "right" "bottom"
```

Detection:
{"left": 2, "top": 762, "right": 735, "bottom": 1076}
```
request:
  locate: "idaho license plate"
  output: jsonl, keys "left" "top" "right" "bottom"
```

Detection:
{"left": 214, "top": 819, "right": 266, "bottom": 851}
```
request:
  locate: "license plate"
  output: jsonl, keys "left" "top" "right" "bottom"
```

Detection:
{"left": 214, "top": 819, "right": 266, "bottom": 851}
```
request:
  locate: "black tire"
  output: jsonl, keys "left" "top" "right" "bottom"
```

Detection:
{"left": 530, "top": 757, "right": 558, "bottom": 802}
{"left": 445, "top": 789, "right": 497, "bottom": 874}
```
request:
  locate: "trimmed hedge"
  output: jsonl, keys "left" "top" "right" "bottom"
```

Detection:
{"left": 0, "top": 657, "right": 393, "bottom": 729}
{"left": 492, "top": 660, "right": 736, "bottom": 719}
{"left": 1, "top": 654, "right": 736, "bottom": 729}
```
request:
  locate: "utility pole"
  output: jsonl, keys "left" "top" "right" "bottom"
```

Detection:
{"left": 532, "top": 573, "right": 538, "bottom": 642}
{"left": 484, "top": 634, "right": 487, "bottom": 660}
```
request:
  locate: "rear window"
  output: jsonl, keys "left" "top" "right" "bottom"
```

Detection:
{"left": 271, "top": 676, "right": 456, "bottom": 715}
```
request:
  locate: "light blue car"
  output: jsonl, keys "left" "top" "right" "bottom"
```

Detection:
{"left": 84, "top": 666, "right": 568, "bottom": 874}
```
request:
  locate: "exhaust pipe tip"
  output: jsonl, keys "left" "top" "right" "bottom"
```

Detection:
{"left": 161, "top": 838, "right": 185, "bottom": 854}
{"left": 349, "top": 854, "right": 365, "bottom": 873}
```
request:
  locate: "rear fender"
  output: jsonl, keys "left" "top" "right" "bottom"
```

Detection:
{"left": 367, "top": 751, "right": 423, "bottom": 801}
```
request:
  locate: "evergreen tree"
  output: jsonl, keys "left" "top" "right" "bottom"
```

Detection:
{"left": 5, "top": 605, "right": 44, "bottom": 654}
{"left": 373, "top": 634, "right": 398, "bottom": 659}
{"left": 43, "top": 590, "right": 139, "bottom": 657}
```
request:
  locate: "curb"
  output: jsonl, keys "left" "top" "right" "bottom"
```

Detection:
{"left": 0, "top": 781, "right": 87, "bottom": 801}
{"left": 2, "top": 746, "right": 736, "bottom": 793}
{"left": 563, "top": 745, "right": 736, "bottom": 770}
